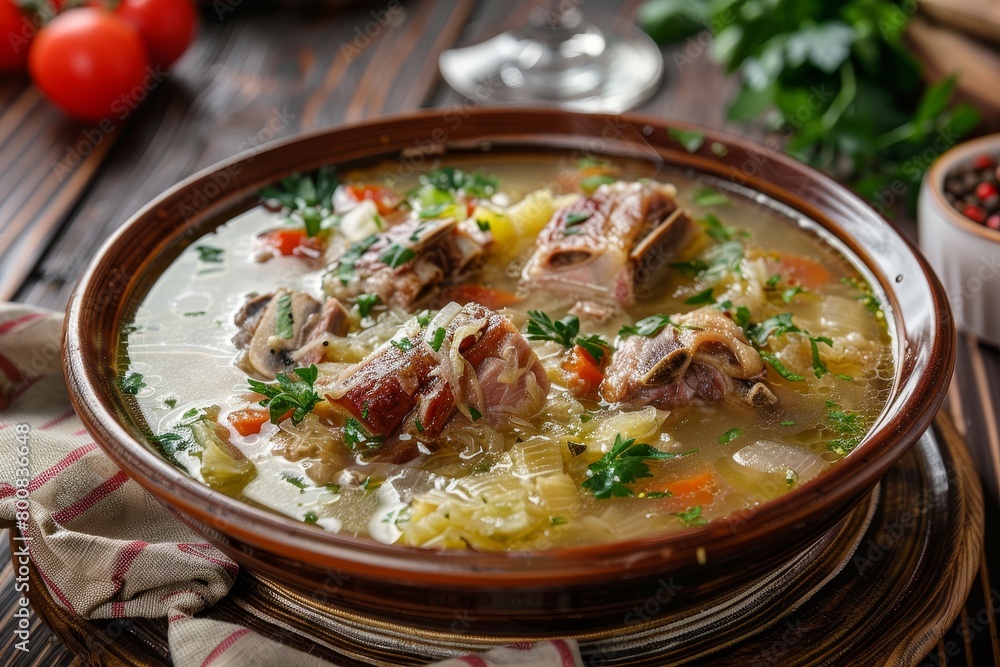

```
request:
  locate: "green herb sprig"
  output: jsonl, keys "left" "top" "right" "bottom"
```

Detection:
{"left": 582, "top": 434, "right": 694, "bottom": 499}
{"left": 246, "top": 365, "right": 322, "bottom": 425}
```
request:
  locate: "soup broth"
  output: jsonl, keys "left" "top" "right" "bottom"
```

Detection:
{"left": 121, "top": 154, "right": 892, "bottom": 551}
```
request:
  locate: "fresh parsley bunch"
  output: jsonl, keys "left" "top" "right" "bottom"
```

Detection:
{"left": 640, "top": 0, "right": 980, "bottom": 211}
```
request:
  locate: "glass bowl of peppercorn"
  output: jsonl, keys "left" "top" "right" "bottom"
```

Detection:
{"left": 920, "top": 133, "right": 1000, "bottom": 347}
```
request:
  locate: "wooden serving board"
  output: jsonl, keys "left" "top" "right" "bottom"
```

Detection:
{"left": 14, "top": 412, "right": 983, "bottom": 667}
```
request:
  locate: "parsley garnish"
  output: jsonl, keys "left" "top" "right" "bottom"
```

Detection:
{"left": 391, "top": 337, "right": 413, "bottom": 352}
{"left": 475, "top": 218, "right": 491, "bottom": 231}
{"left": 582, "top": 434, "right": 692, "bottom": 499}
{"left": 246, "top": 364, "right": 321, "bottom": 425}
{"left": 669, "top": 259, "right": 709, "bottom": 277}
{"left": 644, "top": 491, "right": 672, "bottom": 498}
{"left": 194, "top": 245, "right": 224, "bottom": 263}
{"left": 580, "top": 175, "right": 615, "bottom": 193}
{"left": 344, "top": 417, "right": 381, "bottom": 450}
{"left": 698, "top": 213, "right": 735, "bottom": 242}
{"left": 781, "top": 420, "right": 797, "bottom": 426}
{"left": 259, "top": 166, "right": 339, "bottom": 237}
{"left": 551, "top": 516, "right": 568, "bottom": 526}
{"left": 303, "top": 511, "right": 319, "bottom": 524}
{"left": 120, "top": 372, "right": 146, "bottom": 395}
{"left": 668, "top": 128, "right": 705, "bottom": 152}
{"left": 380, "top": 244, "right": 416, "bottom": 268}
{"left": 618, "top": 314, "right": 676, "bottom": 338}
{"left": 428, "top": 327, "right": 447, "bottom": 352}
{"left": 718, "top": 427, "right": 743, "bottom": 444}
{"left": 416, "top": 310, "right": 432, "bottom": 327}
{"left": 825, "top": 402, "right": 865, "bottom": 455}
{"left": 575, "top": 334, "right": 610, "bottom": 364}
{"left": 693, "top": 187, "right": 729, "bottom": 207}
{"left": 413, "top": 417, "right": 424, "bottom": 433}
{"left": 275, "top": 293, "right": 294, "bottom": 339}
{"left": 672, "top": 505, "right": 708, "bottom": 527}
{"left": 468, "top": 406, "right": 483, "bottom": 422}
{"left": 356, "top": 293, "right": 379, "bottom": 318}
{"left": 336, "top": 234, "right": 378, "bottom": 284}
{"left": 750, "top": 313, "right": 833, "bottom": 378}
{"left": 164, "top": 398, "right": 177, "bottom": 409}
{"left": 760, "top": 351, "right": 806, "bottom": 382}
{"left": 564, "top": 211, "right": 592, "bottom": 227}
{"left": 781, "top": 286, "right": 806, "bottom": 303}
{"left": 148, "top": 431, "right": 188, "bottom": 465}
{"left": 282, "top": 472, "right": 308, "bottom": 491}
{"left": 526, "top": 311, "right": 610, "bottom": 361}
{"left": 684, "top": 287, "right": 715, "bottom": 306}
{"left": 418, "top": 167, "right": 498, "bottom": 198}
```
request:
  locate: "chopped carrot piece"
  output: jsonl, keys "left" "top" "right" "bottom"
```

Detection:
{"left": 440, "top": 284, "right": 521, "bottom": 310}
{"left": 562, "top": 345, "right": 605, "bottom": 398}
{"left": 648, "top": 470, "right": 717, "bottom": 506}
{"left": 228, "top": 409, "right": 270, "bottom": 436}
{"left": 768, "top": 253, "right": 833, "bottom": 288}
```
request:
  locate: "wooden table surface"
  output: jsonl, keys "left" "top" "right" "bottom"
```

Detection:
{"left": 0, "top": 2, "right": 997, "bottom": 665}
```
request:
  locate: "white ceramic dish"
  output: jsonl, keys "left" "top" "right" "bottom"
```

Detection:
{"left": 919, "top": 133, "right": 1000, "bottom": 347}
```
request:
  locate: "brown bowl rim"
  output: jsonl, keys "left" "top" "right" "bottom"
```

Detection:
{"left": 63, "top": 108, "right": 955, "bottom": 587}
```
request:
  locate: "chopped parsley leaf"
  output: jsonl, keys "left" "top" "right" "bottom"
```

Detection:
{"left": 246, "top": 364, "right": 321, "bottom": 425}
{"left": 760, "top": 351, "right": 806, "bottom": 382}
{"left": 194, "top": 245, "right": 224, "bottom": 263}
{"left": 672, "top": 505, "right": 708, "bottom": 526}
{"left": 428, "top": 327, "right": 447, "bottom": 352}
{"left": 356, "top": 293, "right": 380, "bottom": 318}
{"left": 684, "top": 287, "right": 715, "bottom": 306}
{"left": 719, "top": 427, "right": 743, "bottom": 444}
{"left": 282, "top": 472, "right": 308, "bottom": 491}
{"left": 275, "top": 293, "right": 294, "bottom": 339}
{"left": 475, "top": 218, "right": 491, "bottom": 231}
{"left": 391, "top": 337, "right": 413, "bottom": 352}
{"left": 580, "top": 175, "right": 615, "bottom": 193}
{"left": 336, "top": 234, "right": 378, "bottom": 284}
{"left": 380, "top": 243, "right": 416, "bottom": 269}
{"left": 468, "top": 406, "right": 483, "bottom": 422}
{"left": 693, "top": 187, "right": 729, "bottom": 207}
{"left": 582, "top": 433, "right": 693, "bottom": 499}
{"left": 120, "top": 372, "right": 146, "bottom": 395}
{"left": 575, "top": 334, "right": 610, "bottom": 364}
{"left": 344, "top": 417, "right": 382, "bottom": 450}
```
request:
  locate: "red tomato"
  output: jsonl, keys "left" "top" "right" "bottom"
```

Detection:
{"left": 345, "top": 184, "right": 401, "bottom": 215}
{"left": 29, "top": 8, "right": 150, "bottom": 121}
{"left": 113, "top": 0, "right": 197, "bottom": 69}
{"left": 0, "top": 1, "right": 62, "bottom": 72}
{"left": 258, "top": 228, "right": 324, "bottom": 257}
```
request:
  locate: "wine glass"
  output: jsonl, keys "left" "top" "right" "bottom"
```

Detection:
{"left": 439, "top": 1, "right": 664, "bottom": 113}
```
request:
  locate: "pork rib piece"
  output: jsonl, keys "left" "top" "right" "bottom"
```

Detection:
{"left": 323, "top": 218, "right": 483, "bottom": 310}
{"left": 602, "top": 307, "right": 776, "bottom": 409}
{"left": 326, "top": 302, "right": 550, "bottom": 462}
{"left": 521, "top": 180, "right": 694, "bottom": 307}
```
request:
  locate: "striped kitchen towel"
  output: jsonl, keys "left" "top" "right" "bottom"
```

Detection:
{"left": 0, "top": 303, "right": 582, "bottom": 667}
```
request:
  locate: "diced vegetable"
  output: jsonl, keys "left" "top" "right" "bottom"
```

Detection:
{"left": 257, "top": 229, "right": 323, "bottom": 257}
{"left": 189, "top": 415, "right": 255, "bottom": 493}
{"left": 227, "top": 409, "right": 270, "bottom": 436}
{"left": 562, "top": 345, "right": 604, "bottom": 398}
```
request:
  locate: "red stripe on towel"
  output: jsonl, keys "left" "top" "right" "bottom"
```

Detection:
{"left": 50, "top": 470, "right": 129, "bottom": 524}
{"left": 199, "top": 627, "right": 252, "bottom": 667}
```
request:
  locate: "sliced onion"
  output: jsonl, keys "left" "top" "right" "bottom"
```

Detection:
{"left": 731, "top": 440, "right": 827, "bottom": 484}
